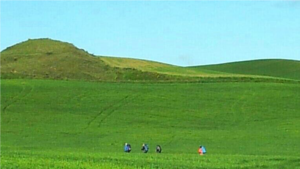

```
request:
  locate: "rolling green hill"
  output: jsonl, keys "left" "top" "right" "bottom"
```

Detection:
{"left": 0, "top": 38, "right": 228, "bottom": 82}
{"left": 1, "top": 79, "right": 300, "bottom": 168}
{"left": 2, "top": 38, "right": 299, "bottom": 83}
{"left": 100, "top": 56, "right": 227, "bottom": 77}
{"left": 0, "top": 38, "right": 181, "bottom": 82}
{"left": 0, "top": 38, "right": 245, "bottom": 83}
{"left": 191, "top": 59, "right": 300, "bottom": 80}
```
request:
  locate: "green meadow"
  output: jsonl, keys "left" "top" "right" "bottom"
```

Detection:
{"left": 1, "top": 79, "right": 300, "bottom": 168}
{"left": 1, "top": 39, "right": 300, "bottom": 168}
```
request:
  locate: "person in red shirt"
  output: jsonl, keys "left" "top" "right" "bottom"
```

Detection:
{"left": 198, "top": 146, "right": 203, "bottom": 155}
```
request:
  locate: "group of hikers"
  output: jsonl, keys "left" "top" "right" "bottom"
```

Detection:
{"left": 124, "top": 143, "right": 162, "bottom": 153}
{"left": 124, "top": 143, "right": 206, "bottom": 155}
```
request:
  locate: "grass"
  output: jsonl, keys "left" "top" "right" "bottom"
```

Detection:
{"left": 2, "top": 150, "right": 300, "bottom": 168}
{"left": 100, "top": 56, "right": 228, "bottom": 77}
{"left": 0, "top": 39, "right": 177, "bottom": 82}
{"left": 191, "top": 59, "right": 300, "bottom": 80}
{"left": 2, "top": 39, "right": 299, "bottom": 83}
{"left": 1, "top": 38, "right": 300, "bottom": 168}
{"left": 1, "top": 79, "right": 300, "bottom": 168}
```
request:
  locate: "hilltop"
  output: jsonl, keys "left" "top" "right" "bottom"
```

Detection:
{"left": 191, "top": 59, "right": 300, "bottom": 80}
{"left": 0, "top": 39, "right": 177, "bottom": 81}
{"left": 1, "top": 38, "right": 299, "bottom": 83}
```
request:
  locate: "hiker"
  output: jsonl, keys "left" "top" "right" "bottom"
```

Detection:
{"left": 198, "top": 145, "right": 206, "bottom": 155}
{"left": 124, "top": 143, "right": 131, "bottom": 153}
{"left": 198, "top": 146, "right": 203, "bottom": 155}
{"left": 156, "top": 145, "right": 162, "bottom": 153}
{"left": 141, "top": 143, "right": 149, "bottom": 153}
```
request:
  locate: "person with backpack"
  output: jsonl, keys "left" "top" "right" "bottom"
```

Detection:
{"left": 198, "top": 145, "right": 206, "bottom": 155}
{"left": 141, "top": 143, "right": 149, "bottom": 153}
{"left": 156, "top": 145, "right": 162, "bottom": 153}
{"left": 124, "top": 143, "right": 131, "bottom": 153}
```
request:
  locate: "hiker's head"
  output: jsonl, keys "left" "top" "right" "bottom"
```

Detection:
{"left": 125, "top": 143, "right": 127, "bottom": 145}
{"left": 200, "top": 146, "right": 202, "bottom": 148}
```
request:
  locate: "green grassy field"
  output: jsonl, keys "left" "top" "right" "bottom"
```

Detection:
{"left": 191, "top": 59, "right": 300, "bottom": 81}
{"left": 2, "top": 79, "right": 300, "bottom": 168}
{"left": 1, "top": 38, "right": 300, "bottom": 168}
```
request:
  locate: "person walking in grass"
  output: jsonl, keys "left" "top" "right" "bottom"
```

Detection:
{"left": 198, "top": 146, "right": 203, "bottom": 155}
{"left": 141, "top": 143, "right": 149, "bottom": 153}
{"left": 124, "top": 143, "right": 131, "bottom": 153}
{"left": 198, "top": 145, "right": 206, "bottom": 155}
{"left": 156, "top": 145, "right": 162, "bottom": 153}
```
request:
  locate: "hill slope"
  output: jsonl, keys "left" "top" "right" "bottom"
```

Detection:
{"left": 1, "top": 38, "right": 298, "bottom": 83}
{"left": 0, "top": 39, "right": 178, "bottom": 81}
{"left": 100, "top": 56, "right": 226, "bottom": 77}
{"left": 191, "top": 59, "right": 300, "bottom": 80}
{"left": 2, "top": 79, "right": 300, "bottom": 168}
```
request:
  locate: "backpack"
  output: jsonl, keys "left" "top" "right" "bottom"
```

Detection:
{"left": 128, "top": 144, "right": 131, "bottom": 151}
{"left": 156, "top": 145, "right": 161, "bottom": 152}
{"left": 202, "top": 146, "right": 206, "bottom": 153}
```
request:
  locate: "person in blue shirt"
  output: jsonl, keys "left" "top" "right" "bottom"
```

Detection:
{"left": 124, "top": 143, "right": 131, "bottom": 153}
{"left": 141, "top": 143, "right": 149, "bottom": 153}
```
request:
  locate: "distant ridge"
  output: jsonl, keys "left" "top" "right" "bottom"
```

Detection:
{"left": 100, "top": 56, "right": 227, "bottom": 77}
{"left": 1, "top": 38, "right": 299, "bottom": 82}
{"left": 190, "top": 59, "right": 300, "bottom": 80}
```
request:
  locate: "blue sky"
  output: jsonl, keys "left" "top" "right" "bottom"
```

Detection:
{"left": 1, "top": 1, "right": 299, "bottom": 66}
